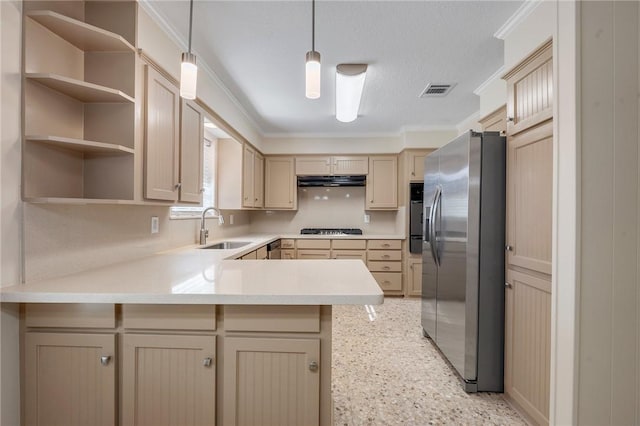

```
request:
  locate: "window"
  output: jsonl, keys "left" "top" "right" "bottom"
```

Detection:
{"left": 170, "top": 136, "right": 217, "bottom": 219}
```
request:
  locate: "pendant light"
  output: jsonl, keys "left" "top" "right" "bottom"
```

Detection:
{"left": 305, "top": 0, "right": 321, "bottom": 99}
{"left": 180, "top": 0, "right": 198, "bottom": 100}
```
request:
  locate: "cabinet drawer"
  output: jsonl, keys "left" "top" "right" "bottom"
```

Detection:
{"left": 256, "top": 245, "right": 268, "bottom": 260}
{"left": 331, "top": 239, "right": 366, "bottom": 250}
{"left": 367, "top": 250, "right": 402, "bottom": 261}
{"left": 281, "top": 239, "right": 295, "bottom": 249}
{"left": 368, "top": 240, "right": 401, "bottom": 250}
{"left": 297, "top": 249, "right": 331, "bottom": 259}
{"left": 25, "top": 303, "right": 115, "bottom": 329}
{"left": 372, "top": 272, "right": 403, "bottom": 291}
{"left": 332, "top": 250, "right": 366, "bottom": 261}
{"left": 224, "top": 305, "right": 320, "bottom": 332}
{"left": 368, "top": 261, "right": 402, "bottom": 272}
{"left": 122, "top": 304, "right": 216, "bottom": 330}
{"left": 296, "top": 239, "right": 330, "bottom": 249}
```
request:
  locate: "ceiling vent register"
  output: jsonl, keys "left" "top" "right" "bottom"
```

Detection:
{"left": 420, "top": 83, "right": 456, "bottom": 97}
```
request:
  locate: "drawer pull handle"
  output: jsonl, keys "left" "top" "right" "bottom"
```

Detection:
{"left": 309, "top": 361, "right": 319, "bottom": 372}
{"left": 203, "top": 357, "right": 213, "bottom": 367}
{"left": 382, "top": 243, "right": 390, "bottom": 247}
{"left": 383, "top": 280, "right": 391, "bottom": 284}
{"left": 505, "top": 282, "right": 512, "bottom": 289}
{"left": 382, "top": 255, "right": 390, "bottom": 259}
{"left": 100, "top": 356, "right": 111, "bottom": 366}
{"left": 383, "top": 266, "right": 390, "bottom": 270}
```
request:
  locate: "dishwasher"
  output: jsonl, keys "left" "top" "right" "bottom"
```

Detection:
{"left": 267, "top": 240, "right": 281, "bottom": 259}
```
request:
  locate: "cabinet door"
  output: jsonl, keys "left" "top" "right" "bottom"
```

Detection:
{"left": 366, "top": 156, "right": 398, "bottom": 209}
{"left": 241, "top": 250, "right": 258, "bottom": 260}
{"left": 265, "top": 157, "right": 297, "bottom": 209}
{"left": 332, "top": 156, "right": 368, "bottom": 175}
{"left": 179, "top": 99, "right": 203, "bottom": 203}
{"left": 243, "top": 145, "right": 255, "bottom": 208}
{"left": 122, "top": 334, "right": 216, "bottom": 426}
{"left": 407, "top": 259, "right": 422, "bottom": 296}
{"left": 144, "top": 66, "right": 180, "bottom": 201}
{"left": 506, "top": 120, "right": 553, "bottom": 275}
{"left": 408, "top": 151, "right": 430, "bottom": 182}
{"left": 295, "top": 156, "right": 331, "bottom": 175}
{"left": 254, "top": 152, "right": 264, "bottom": 208}
{"left": 25, "top": 332, "right": 116, "bottom": 426}
{"left": 504, "top": 41, "right": 552, "bottom": 135}
{"left": 223, "top": 337, "right": 320, "bottom": 426}
{"left": 504, "top": 269, "right": 551, "bottom": 425}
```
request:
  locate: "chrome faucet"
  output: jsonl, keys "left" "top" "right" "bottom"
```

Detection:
{"left": 200, "top": 207, "right": 224, "bottom": 245}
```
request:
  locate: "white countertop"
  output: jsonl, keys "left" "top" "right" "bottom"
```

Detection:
{"left": 280, "top": 234, "right": 405, "bottom": 240}
{"left": 0, "top": 234, "right": 390, "bottom": 305}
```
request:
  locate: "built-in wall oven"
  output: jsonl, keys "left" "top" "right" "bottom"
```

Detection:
{"left": 410, "top": 183, "right": 425, "bottom": 253}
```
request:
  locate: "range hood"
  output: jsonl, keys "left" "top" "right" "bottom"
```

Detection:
{"left": 297, "top": 175, "right": 366, "bottom": 187}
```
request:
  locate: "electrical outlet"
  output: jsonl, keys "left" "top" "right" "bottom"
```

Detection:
{"left": 151, "top": 216, "right": 159, "bottom": 234}
{"left": 229, "top": 214, "right": 234, "bottom": 225}
{"left": 364, "top": 214, "right": 370, "bottom": 224}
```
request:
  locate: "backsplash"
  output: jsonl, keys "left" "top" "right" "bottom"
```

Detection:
{"left": 23, "top": 204, "right": 250, "bottom": 282}
{"left": 249, "top": 187, "right": 404, "bottom": 234}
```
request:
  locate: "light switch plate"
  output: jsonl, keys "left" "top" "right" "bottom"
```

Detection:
{"left": 151, "top": 216, "right": 159, "bottom": 234}
{"left": 364, "top": 214, "right": 370, "bottom": 224}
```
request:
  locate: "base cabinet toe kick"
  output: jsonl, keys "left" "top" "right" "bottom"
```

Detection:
{"left": 22, "top": 303, "right": 333, "bottom": 426}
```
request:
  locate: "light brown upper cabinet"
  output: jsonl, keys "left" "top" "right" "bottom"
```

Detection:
{"left": 218, "top": 139, "right": 264, "bottom": 210}
{"left": 179, "top": 99, "right": 204, "bottom": 204}
{"left": 478, "top": 105, "right": 507, "bottom": 134}
{"left": 405, "top": 149, "right": 434, "bottom": 182}
{"left": 503, "top": 39, "right": 553, "bottom": 426}
{"left": 242, "top": 145, "right": 264, "bottom": 208}
{"left": 22, "top": 4, "right": 137, "bottom": 202}
{"left": 144, "top": 65, "right": 180, "bottom": 201}
{"left": 366, "top": 156, "right": 398, "bottom": 210}
{"left": 295, "top": 156, "right": 368, "bottom": 176}
{"left": 264, "top": 156, "right": 297, "bottom": 209}
{"left": 504, "top": 40, "right": 553, "bottom": 136}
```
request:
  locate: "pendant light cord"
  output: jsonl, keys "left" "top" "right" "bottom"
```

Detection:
{"left": 188, "top": 0, "right": 194, "bottom": 53}
{"left": 311, "top": 0, "right": 315, "bottom": 52}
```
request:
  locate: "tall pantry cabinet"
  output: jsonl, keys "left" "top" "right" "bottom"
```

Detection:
{"left": 502, "top": 39, "right": 553, "bottom": 426}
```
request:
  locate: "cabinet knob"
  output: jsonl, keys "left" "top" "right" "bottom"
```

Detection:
{"left": 505, "top": 282, "right": 513, "bottom": 289}
{"left": 203, "top": 357, "right": 213, "bottom": 367}
{"left": 200, "top": 188, "right": 205, "bottom": 193}
{"left": 100, "top": 356, "right": 111, "bottom": 366}
{"left": 255, "top": 198, "right": 258, "bottom": 201}
{"left": 411, "top": 172, "right": 415, "bottom": 176}
{"left": 507, "top": 117, "right": 514, "bottom": 122}
{"left": 174, "top": 183, "right": 182, "bottom": 190}
{"left": 505, "top": 245, "right": 513, "bottom": 251}
{"left": 308, "top": 361, "right": 318, "bottom": 372}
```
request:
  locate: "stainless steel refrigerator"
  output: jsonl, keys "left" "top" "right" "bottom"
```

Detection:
{"left": 421, "top": 130, "right": 505, "bottom": 392}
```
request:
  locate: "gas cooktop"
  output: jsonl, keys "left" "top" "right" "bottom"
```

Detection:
{"left": 300, "top": 228, "right": 363, "bottom": 236}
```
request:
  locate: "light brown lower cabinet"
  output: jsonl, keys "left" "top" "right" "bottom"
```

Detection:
{"left": 223, "top": 337, "right": 321, "bottom": 426}
{"left": 504, "top": 269, "right": 551, "bottom": 425}
{"left": 282, "top": 249, "right": 296, "bottom": 259}
{"left": 121, "top": 334, "right": 216, "bottom": 426}
{"left": 25, "top": 332, "right": 116, "bottom": 426}
{"left": 407, "top": 258, "right": 422, "bottom": 297}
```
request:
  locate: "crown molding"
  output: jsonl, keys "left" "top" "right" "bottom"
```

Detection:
{"left": 137, "top": 0, "right": 265, "bottom": 137}
{"left": 263, "top": 131, "right": 402, "bottom": 140}
{"left": 494, "top": 0, "right": 544, "bottom": 40}
{"left": 400, "top": 125, "right": 457, "bottom": 133}
{"left": 473, "top": 65, "right": 506, "bottom": 96}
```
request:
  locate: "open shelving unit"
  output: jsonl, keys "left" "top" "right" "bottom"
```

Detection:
{"left": 23, "top": 1, "right": 138, "bottom": 202}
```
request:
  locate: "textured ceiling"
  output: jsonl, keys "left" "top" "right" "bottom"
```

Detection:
{"left": 148, "top": 1, "right": 523, "bottom": 136}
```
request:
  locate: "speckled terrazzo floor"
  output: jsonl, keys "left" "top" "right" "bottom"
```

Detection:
{"left": 332, "top": 298, "right": 526, "bottom": 426}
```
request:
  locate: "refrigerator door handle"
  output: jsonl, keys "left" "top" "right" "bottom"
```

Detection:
{"left": 422, "top": 203, "right": 429, "bottom": 242}
{"left": 429, "top": 187, "right": 441, "bottom": 266}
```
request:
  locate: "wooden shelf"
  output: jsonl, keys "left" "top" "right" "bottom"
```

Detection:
{"left": 27, "top": 10, "right": 135, "bottom": 52}
{"left": 25, "top": 73, "right": 134, "bottom": 103}
{"left": 26, "top": 135, "right": 134, "bottom": 155}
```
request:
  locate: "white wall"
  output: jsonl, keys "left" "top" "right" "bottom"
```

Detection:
{"left": 0, "top": 0, "right": 23, "bottom": 423}
{"left": 455, "top": 112, "right": 481, "bottom": 136}
{"left": 249, "top": 187, "right": 402, "bottom": 235}
{"left": 577, "top": 2, "right": 639, "bottom": 424}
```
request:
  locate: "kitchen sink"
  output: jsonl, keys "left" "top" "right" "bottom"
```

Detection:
{"left": 200, "top": 241, "right": 251, "bottom": 250}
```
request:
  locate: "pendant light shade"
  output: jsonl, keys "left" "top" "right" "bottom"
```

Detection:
{"left": 305, "top": 50, "right": 321, "bottom": 99}
{"left": 305, "top": 0, "right": 320, "bottom": 99}
{"left": 180, "top": 52, "right": 198, "bottom": 100}
{"left": 180, "top": 0, "right": 198, "bottom": 100}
